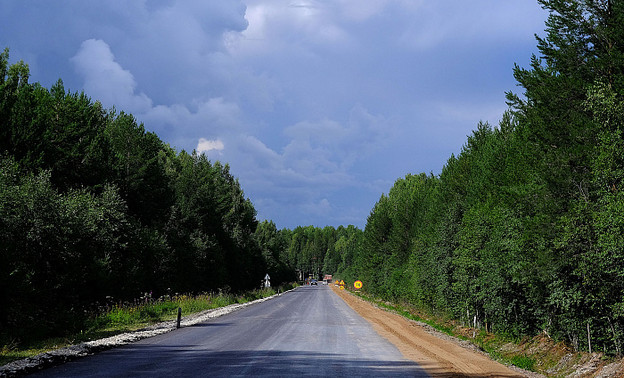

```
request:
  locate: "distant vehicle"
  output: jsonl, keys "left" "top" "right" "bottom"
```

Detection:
{"left": 310, "top": 279, "right": 318, "bottom": 285}
{"left": 322, "top": 280, "right": 328, "bottom": 285}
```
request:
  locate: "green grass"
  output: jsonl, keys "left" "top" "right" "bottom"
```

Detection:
{"left": 1, "top": 285, "right": 295, "bottom": 366}
{"left": 475, "top": 337, "right": 536, "bottom": 372}
{"left": 510, "top": 355, "right": 536, "bottom": 371}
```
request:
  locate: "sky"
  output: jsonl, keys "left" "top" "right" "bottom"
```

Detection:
{"left": 0, "top": 1, "right": 549, "bottom": 229}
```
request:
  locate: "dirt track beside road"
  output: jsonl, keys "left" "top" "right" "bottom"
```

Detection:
{"left": 331, "top": 285, "right": 531, "bottom": 377}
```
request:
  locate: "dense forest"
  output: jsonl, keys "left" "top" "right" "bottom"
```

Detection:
{"left": 3, "top": 0, "right": 624, "bottom": 357}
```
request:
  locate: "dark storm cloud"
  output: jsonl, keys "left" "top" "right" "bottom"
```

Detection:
{"left": 0, "top": 1, "right": 548, "bottom": 228}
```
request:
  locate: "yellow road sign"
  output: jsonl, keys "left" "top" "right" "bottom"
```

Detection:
{"left": 354, "top": 280, "right": 363, "bottom": 290}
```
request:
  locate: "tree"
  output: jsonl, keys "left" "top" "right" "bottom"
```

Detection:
{"left": 106, "top": 112, "right": 173, "bottom": 226}
{"left": 255, "top": 220, "right": 294, "bottom": 284}
{"left": 0, "top": 157, "right": 127, "bottom": 338}
{"left": 503, "top": 0, "right": 624, "bottom": 349}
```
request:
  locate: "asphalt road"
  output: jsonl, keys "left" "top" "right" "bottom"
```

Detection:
{"left": 31, "top": 285, "right": 428, "bottom": 377}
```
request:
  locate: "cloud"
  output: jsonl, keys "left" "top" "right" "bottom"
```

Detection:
{"left": 70, "top": 38, "right": 246, "bottom": 151}
{"left": 70, "top": 39, "right": 152, "bottom": 113}
{"left": 284, "top": 104, "right": 391, "bottom": 158}
{"left": 284, "top": 119, "right": 349, "bottom": 145}
{"left": 301, "top": 198, "right": 332, "bottom": 217}
{"left": 197, "top": 138, "right": 225, "bottom": 154}
{"left": 228, "top": 128, "right": 354, "bottom": 193}
{"left": 235, "top": 0, "right": 352, "bottom": 54}
{"left": 211, "top": 102, "right": 394, "bottom": 227}
{"left": 276, "top": 106, "right": 391, "bottom": 187}
{"left": 2, "top": 0, "right": 550, "bottom": 228}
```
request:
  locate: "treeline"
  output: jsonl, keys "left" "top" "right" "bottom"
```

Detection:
{"left": 0, "top": 48, "right": 287, "bottom": 339}
{"left": 340, "top": 0, "right": 624, "bottom": 354}
{"left": 254, "top": 221, "right": 362, "bottom": 282}
{"left": 275, "top": 224, "right": 361, "bottom": 280}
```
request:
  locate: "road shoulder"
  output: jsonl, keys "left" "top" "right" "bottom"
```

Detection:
{"left": 330, "top": 285, "right": 540, "bottom": 377}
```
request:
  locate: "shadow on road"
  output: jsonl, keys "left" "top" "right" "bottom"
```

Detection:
{"left": 34, "top": 345, "right": 432, "bottom": 377}
{"left": 187, "top": 323, "right": 232, "bottom": 328}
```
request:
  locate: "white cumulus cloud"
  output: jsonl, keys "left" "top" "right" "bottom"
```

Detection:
{"left": 197, "top": 138, "right": 225, "bottom": 154}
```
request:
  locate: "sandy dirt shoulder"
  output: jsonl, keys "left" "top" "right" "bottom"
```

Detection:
{"left": 331, "top": 285, "right": 541, "bottom": 377}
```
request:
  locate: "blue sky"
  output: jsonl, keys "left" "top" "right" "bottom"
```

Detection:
{"left": 0, "top": 1, "right": 549, "bottom": 229}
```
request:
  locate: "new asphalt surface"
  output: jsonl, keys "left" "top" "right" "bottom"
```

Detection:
{"left": 31, "top": 285, "right": 428, "bottom": 377}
